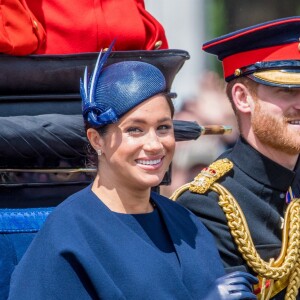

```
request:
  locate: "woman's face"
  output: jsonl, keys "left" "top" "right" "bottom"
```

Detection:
{"left": 97, "top": 95, "right": 175, "bottom": 191}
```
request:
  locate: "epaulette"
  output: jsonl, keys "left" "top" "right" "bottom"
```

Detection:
{"left": 189, "top": 158, "right": 233, "bottom": 194}
{"left": 170, "top": 158, "right": 233, "bottom": 200}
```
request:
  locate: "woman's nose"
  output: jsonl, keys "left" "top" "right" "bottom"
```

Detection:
{"left": 143, "top": 131, "right": 164, "bottom": 152}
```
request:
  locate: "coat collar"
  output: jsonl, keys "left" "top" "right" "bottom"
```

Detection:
{"left": 151, "top": 192, "right": 225, "bottom": 283}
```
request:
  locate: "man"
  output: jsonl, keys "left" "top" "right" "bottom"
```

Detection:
{"left": 173, "top": 16, "right": 300, "bottom": 299}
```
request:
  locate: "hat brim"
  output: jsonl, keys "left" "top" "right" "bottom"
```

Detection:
{"left": 249, "top": 69, "right": 300, "bottom": 88}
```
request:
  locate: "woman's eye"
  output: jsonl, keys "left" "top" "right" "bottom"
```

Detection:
{"left": 126, "top": 127, "right": 142, "bottom": 135}
{"left": 158, "top": 124, "right": 172, "bottom": 131}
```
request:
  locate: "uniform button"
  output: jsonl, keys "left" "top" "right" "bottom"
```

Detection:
{"left": 33, "top": 20, "right": 38, "bottom": 31}
{"left": 154, "top": 41, "right": 162, "bottom": 49}
{"left": 280, "top": 217, "right": 284, "bottom": 229}
{"left": 279, "top": 193, "right": 285, "bottom": 199}
{"left": 234, "top": 68, "right": 242, "bottom": 77}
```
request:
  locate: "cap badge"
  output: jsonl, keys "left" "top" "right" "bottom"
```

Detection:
{"left": 234, "top": 68, "right": 242, "bottom": 77}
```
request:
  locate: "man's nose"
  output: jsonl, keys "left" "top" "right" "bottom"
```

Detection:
{"left": 294, "top": 94, "right": 300, "bottom": 110}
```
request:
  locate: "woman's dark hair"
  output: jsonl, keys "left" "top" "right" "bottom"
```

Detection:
{"left": 165, "top": 93, "right": 175, "bottom": 117}
{"left": 84, "top": 122, "right": 108, "bottom": 169}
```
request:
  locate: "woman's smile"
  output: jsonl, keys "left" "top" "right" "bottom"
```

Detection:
{"left": 136, "top": 157, "right": 164, "bottom": 169}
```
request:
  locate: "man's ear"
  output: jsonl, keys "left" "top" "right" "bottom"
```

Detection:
{"left": 231, "top": 83, "right": 253, "bottom": 114}
{"left": 87, "top": 128, "right": 103, "bottom": 152}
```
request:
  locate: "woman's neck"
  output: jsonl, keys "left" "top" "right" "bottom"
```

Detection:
{"left": 91, "top": 176, "right": 153, "bottom": 214}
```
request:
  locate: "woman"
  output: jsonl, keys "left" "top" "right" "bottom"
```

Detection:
{"left": 8, "top": 46, "right": 257, "bottom": 299}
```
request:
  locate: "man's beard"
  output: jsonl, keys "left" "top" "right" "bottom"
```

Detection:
{"left": 251, "top": 102, "right": 300, "bottom": 155}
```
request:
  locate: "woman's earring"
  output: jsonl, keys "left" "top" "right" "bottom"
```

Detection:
{"left": 97, "top": 149, "right": 102, "bottom": 156}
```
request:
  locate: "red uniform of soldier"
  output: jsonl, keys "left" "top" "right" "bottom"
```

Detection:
{"left": 26, "top": 0, "right": 168, "bottom": 54}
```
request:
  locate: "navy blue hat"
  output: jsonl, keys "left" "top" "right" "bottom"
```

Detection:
{"left": 81, "top": 43, "right": 189, "bottom": 127}
{"left": 203, "top": 16, "right": 300, "bottom": 87}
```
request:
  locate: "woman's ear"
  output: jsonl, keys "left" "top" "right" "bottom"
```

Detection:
{"left": 231, "top": 83, "right": 253, "bottom": 114}
{"left": 87, "top": 128, "right": 103, "bottom": 152}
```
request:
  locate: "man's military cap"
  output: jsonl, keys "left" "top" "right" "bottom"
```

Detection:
{"left": 203, "top": 16, "right": 300, "bottom": 87}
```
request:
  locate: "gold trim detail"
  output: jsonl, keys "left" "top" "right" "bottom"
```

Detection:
{"left": 0, "top": 168, "right": 97, "bottom": 173}
{"left": 170, "top": 182, "right": 191, "bottom": 201}
{"left": 253, "top": 70, "right": 300, "bottom": 85}
{"left": 189, "top": 159, "right": 233, "bottom": 194}
{"left": 211, "top": 182, "right": 300, "bottom": 300}
{"left": 170, "top": 159, "right": 300, "bottom": 299}
{"left": 170, "top": 158, "right": 233, "bottom": 200}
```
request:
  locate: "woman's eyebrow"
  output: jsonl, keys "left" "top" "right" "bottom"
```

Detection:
{"left": 123, "top": 117, "right": 172, "bottom": 125}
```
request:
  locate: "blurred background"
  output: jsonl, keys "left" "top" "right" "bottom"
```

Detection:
{"left": 144, "top": 0, "right": 300, "bottom": 196}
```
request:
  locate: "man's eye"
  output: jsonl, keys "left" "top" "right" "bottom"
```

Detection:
{"left": 279, "top": 88, "right": 296, "bottom": 95}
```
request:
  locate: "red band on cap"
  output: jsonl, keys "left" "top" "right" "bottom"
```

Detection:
{"left": 203, "top": 17, "right": 300, "bottom": 51}
{"left": 223, "top": 42, "right": 300, "bottom": 79}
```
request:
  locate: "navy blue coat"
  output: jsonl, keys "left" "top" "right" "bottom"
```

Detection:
{"left": 8, "top": 186, "right": 224, "bottom": 299}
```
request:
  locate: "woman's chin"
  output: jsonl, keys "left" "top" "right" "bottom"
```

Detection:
{"left": 137, "top": 175, "right": 165, "bottom": 190}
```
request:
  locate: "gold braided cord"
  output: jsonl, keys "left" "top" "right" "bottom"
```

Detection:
{"left": 210, "top": 182, "right": 300, "bottom": 281}
{"left": 170, "top": 183, "right": 191, "bottom": 201}
{"left": 170, "top": 159, "right": 233, "bottom": 201}
{"left": 169, "top": 157, "right": 300, "bottom": 299}
{"left": 285, "top": 260, "right": 300, "bottom": 299}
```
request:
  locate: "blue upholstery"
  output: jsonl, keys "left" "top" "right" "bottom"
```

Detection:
{"left": 0, "top": 208, "right": 53, "bottom": 300}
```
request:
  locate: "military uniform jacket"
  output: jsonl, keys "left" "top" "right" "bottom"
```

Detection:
{"left": 8, "top": 186, "right": 224, "bottom": 300}
{"left": 177, "top": 137, "right": 300, "bottom": 300}
{"left": 26, "top": 0, "right": 168, "bottom": 54}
